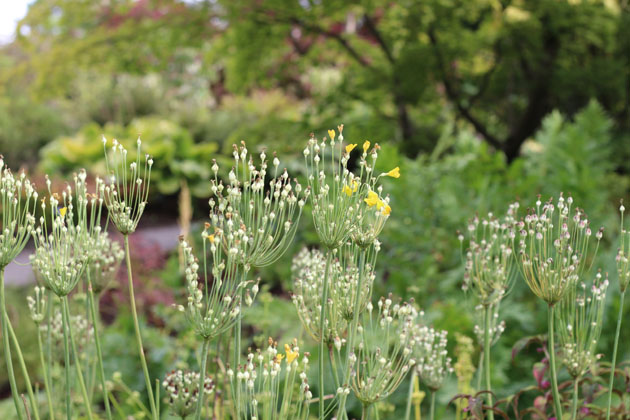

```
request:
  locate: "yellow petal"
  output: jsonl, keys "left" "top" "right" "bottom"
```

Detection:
{"left": 383, "top": 205, "right": 391, "bottom": 215}
{"left": 376, "top": 199, "right": 385, "bottom": 210}
{"left": 207, "top": 234, "right": 215, "bottom": 244}
{"left": 328, "top": 129, "right": 336, "bottom": 141}
{"left": 59, "top": 207, "right": 67, "bottom": 217}
{"left": 386, "top": 167, "right": 400, "bottom": 178}
{"left": 351, "top": 180, "right": 358, "bottom": 192}
{"left": 363, "top": 140, "right": 370, "bottom": 153}
{"left": 285, "top": 344, "right": 299, "bottom": 364}
{"left": 364, "top": 191, "right": 379, "bottom": 207}
{"left": 276, "top": 354, "right": 284, "bottom": 363}
{"left": 342, "top": 185, "right": 353, "bottom": 197}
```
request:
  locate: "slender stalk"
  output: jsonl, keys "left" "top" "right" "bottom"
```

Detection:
{"left": 548, "top": 304, "right": 563, "bottom": 419}
{"left": 318, "top": 251, "right": 333, "bottom": 420}
{"left": 570, "top": 378, "right": 579, "bottom": 420}
{"left": 483, "top": 305, "right": 494, "bottom": 420}
{"left": 123, "top": 235, "right": 158, "bottom": 420}
{"left": 46, "top": 289, "right": 53, "bottom": 405}
{"left": 0, "top": 268, "right": 25, "bottom": 420}
{"left": 606, "top": 290, "right": 625, "bottom": 420}
{"left": 195, "top": 338, "right": 210, "bottom": 420}
{"left": 7, "top": 319, "right": 41, "bottom": 420}
{"left": 37, "top": 325, "right": 55, "bottom": 420}
{"left": 336, "top": 249, "right": 367, "bottom": 419}
{"left": 87, "top": 277, "right": 112, "bottom": 420}
{"left": 233, "top": 268, "right": 247, "bottom": 420}
{"left": 429, "top": 391, "right": 435, "bottom": 420}
{"left": 405, "top": 371, "right": 416, "bottom": 420}
{"left": 62, "top": 296, "right": 94, "bottom": 420}
{"left": 476, "top": 350, "right": 483, "bottom": 392}
{"left": 61, "top": 296, "right": 72, "bottom": 420}
{"left": 361, "top": 403, "right": 370, "bottom": 420}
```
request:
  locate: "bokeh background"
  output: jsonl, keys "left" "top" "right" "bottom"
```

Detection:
{"left": 1, "top": 0, "right": 630, "bottom": 417}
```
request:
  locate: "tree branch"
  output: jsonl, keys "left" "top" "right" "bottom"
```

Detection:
{"left": 427, "top": 27, "right": 503, "bottom": 150}
{"left": 362, "top": 14, "right": 395, "bottom": 64}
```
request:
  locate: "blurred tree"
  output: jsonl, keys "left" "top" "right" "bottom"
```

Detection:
{"left": 2, "top": 0, "right": 629, "bottom": 162}
{"left": 1, "top": 0, "right": 217, "bottom": 99}
{"left": 217, "top": 0, "right": 629, "bottom": 160}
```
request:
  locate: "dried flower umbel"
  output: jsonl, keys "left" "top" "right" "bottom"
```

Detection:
{"left": 290, "top": 246, "right": 373, "bottom": 345}
{"left": 102, "top": 137, "right": 153, "bottom": 235}
{"left": 163, "top": 369, "right": 215, "bottom": 419}
{"left": 462, "top": 204, "right": 517, "bottom": 420}
{"left": 463, "top": 204, "right": 518, "bottom": 306}
{"left": 517, "top": 194, "right": 602, "bottom": 419}
{"left": 228, "top": 338, "right": 311, "bottom": 420}
{"left": 101, "top": 137, "right": 158, "bottom": 420}
{"left": 557, "top": 273, "right": 608, "bottom": 379}
{"left": 209, "top": 143, "right": 307, "bottom": 269}
{"left": 32, "top": 175, "right": 90, "bottom": 297}
{"left": 518, "top": 195, "right": 600, "bottom": 306}
{"left": 179, "top": 230, "right": 258, "bottom": 340}
{"left": 415, "top": 328, "right": 453, "bottom": 392}
{"left": 415, "top": 327, "right": 453, "bottom": 419}
{"left": 350, "top": 296, "right": 419, "bottom": 415}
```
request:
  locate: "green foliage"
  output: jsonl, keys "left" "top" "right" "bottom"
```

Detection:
{"left": 0, "top": 92, "right": 67, "bottom": 168}
{"left": 39, "top": 117, "right": 218, "bottom": 197}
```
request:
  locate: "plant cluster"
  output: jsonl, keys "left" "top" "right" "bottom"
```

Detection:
{"left": 1, "top": 127, "right": 630, "bottom": 420}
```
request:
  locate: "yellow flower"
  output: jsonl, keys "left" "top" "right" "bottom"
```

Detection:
{"left": 382, "top": 204, "right": 391, "bottom": 215}
{"left": 276, "top": 353, "right": 284, "bottom": 363}
{"left": 364, "top": 191, "right": 379, "bottom": 207}
{"left": 285, "top": 344, "right": 299, "bottom": 364}
{"left": 363, "top": 140, "right": 370, "bottom": 153}
{"left": 343, "top": 180, "right": 358, "bottom": 196}
{"left": 345, "top": 144, "right": 357, "bottom": 154}
{"left": 386, "top": 167, "right": 400, "bottom": 178}
{"left": 59, "top": 207, "right": 67, "bottom": 217}
{"left": 328, "top": 129, "right": 336, "bottom": 141}
{"left": 207, "top": 234, "right": 215, "bottom": 244}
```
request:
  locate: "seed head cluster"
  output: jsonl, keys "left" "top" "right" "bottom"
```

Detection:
{"left": 162, "top": 369, "right": 214, "bottom": 419}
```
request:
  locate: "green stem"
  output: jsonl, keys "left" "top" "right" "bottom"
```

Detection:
{"left": 548, "top": 304, "right": 563, "bottom": 419}
{"left": 124, "top": 235, "right": 158, "bottom": 420}
{"left": 195, "top": 338, "right": 210, "bottom": 420}
{"left": 87, "top": 278, "right": 112, "bottom": 420}
{"left": 46, "top": 289, "right": 54, "bottom": 407}
{"left": 0, "top": 268, "right": 25, "bottom": 420}
{"left": 37, "top": 325, "right": 55, "bottom": 420}
{"left": 328, "top": 345, "right": 340, "bottom": 390}
{"left": 62, "top": 296, "right": 94, "bottom": 420}
{"left": 319, "top": 251, "right": 333, "bottom": 420}
{"left": 6, "top": 320, "right": 41, "bottom": 420}
{"left": 61, "top": 295, "right": 72, "bottom": 420}
{"left": 361, "top": 403, "right": 370, "bottom": 420}
{"left": 336, "top": 249, "right": 367, "bottom": 419}
{"left": 405, "top": 371, "right": 416, "bottom": 420}
{"left": 476, "top": 349, "right": 483, "bottom": 392}
{"left": 606, "top": 290, "right": 625, "bottom": 420}
{"left": 233, "top": 268, "right": 247, "bottom": 420}
{"left": 483, "top": 305, "right": 494, "bottom": 420}
{"left": 429, "top": 391, "right": 436, "bottom": 420}
{"left": 570, "top": 378, "right": 579, "bottom": 420}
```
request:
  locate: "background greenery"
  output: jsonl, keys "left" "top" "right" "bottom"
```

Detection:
{"left": 1, "top": 0, "right": 629, "bottom": 418}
